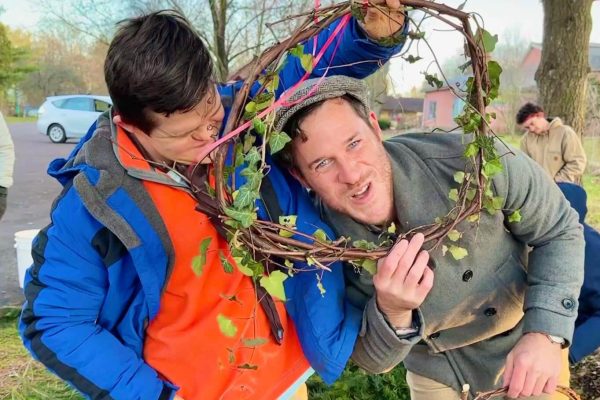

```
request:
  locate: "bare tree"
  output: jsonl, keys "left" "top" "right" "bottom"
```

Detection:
{"left": 536, "top": 0, "right": 594, "bottom": 136}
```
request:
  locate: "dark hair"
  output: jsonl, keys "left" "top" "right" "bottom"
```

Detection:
{"left": 276, "top": 95, "right": 371, "bottom": 172}
{"left": 516, "top": 102, "right": 544, "bottom": 124}
{"left": 104, "top": 10, "right": 214, "bottom": 133}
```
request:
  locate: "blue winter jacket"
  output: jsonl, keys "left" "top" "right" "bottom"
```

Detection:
{"left": 558, "top": 183, "right": 600, "bottom": 363}
{"left": 19, "top": 17, "right": 406, "bottom": 400}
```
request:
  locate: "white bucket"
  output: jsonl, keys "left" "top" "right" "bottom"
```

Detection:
{"left": 14, "top": 229, "right": 40, "bottom": 289}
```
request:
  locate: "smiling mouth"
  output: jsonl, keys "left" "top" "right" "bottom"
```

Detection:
{"left": 351, "top": 183, "right": 371, "bottom": 200}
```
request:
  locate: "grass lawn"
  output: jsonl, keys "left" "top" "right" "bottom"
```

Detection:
{"left": 4, "top": 116, "right": 37, "bottom": 124}
{"left": 1, "top": 134, "right": 598, "bottom": 399}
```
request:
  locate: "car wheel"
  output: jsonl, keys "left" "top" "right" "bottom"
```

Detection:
{"left": 48, "top": 124, "right": 67, "bottom": 143}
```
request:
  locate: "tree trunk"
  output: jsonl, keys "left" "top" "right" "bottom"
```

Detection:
{"left": 209, "top": 0, "right": 229, "bottom": 81}
{"left": 536, "top": 0, "right": 593, "bottom": 136}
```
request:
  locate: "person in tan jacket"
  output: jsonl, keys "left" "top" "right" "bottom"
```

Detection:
{"left": 516, "top": 102, "right": 586, "bottom": 184}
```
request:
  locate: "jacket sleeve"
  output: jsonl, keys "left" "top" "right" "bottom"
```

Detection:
{"left": 569, "top": 224, "right": 600, "bottom": 363}
{"left": 248, "top": 16, "right": 407, "bottom": 99}
{"left": 495, "top": 146, "right": 585, "bottom": 344}
{"left": 351, "top": 299, "right": 423, "bottom": 373}
{"left": 19, "top": 186, "right": 176, "bottom": 400}
{"left": 0, "top": 112, "right": 15, "bottom": 188}
{"left": 555, "top": 128, "right": 586, "bottom": 183}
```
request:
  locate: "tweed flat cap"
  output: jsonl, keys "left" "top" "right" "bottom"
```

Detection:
{"left": 273, "top": 75, "right": 371, "bottom": 133}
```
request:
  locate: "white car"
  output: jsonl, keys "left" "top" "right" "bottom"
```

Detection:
{"left": 37, "top": 95, "right": 112, "bottom": 143}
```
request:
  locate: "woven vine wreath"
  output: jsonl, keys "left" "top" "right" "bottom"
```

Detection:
{"left": 174, "top": 2, "right": 578, "bottom": 398}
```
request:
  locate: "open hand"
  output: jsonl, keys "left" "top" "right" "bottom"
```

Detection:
{"left": 503, "top": 333, "right": 563, "bottom": 398}
{"left": 373, "top": 233, "right": 434, "bottom": 327}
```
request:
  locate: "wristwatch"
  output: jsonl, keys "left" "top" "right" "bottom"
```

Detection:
{"left": 545, "top": 334, "right": 566, "bottom": 346}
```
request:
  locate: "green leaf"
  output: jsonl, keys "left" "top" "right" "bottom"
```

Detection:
{"left": 361, "top": 259, "right": 377, "bottom": 275}
{"left": 467, "top": 213, "right": 480, "bottom": 223}
{"left": 260, "top": 270, "right": 288, "bottom": 301}
{"left": 453, "top": 171, "right": 465, "bottom": 184}
{"left": 316, "top": 274, "right": 326, "bottom": 297}
{"left": 448, "top": 189, "right": 459, "bottom": 202}
{"left": 191, "top": 237, "right": 212, "bottom": 276}
{"left": 245, "top": 101, "right": 257, "bottom": 114}
{"left": 269, "top": 131, "right": 292, "bottom": 155}
{"left": 278, "top": 229, "right": 294, "bottom": 238}
{"left": 483, "top": 158, "right": 503, "bottom": 178}
{"left": 466, "top": 188, "right": 477, "bottom": 201}
{"left": 279, "top": 215, "right": 297, "bottom": 227}
{"left": 387, "top": 222, "right": 397, "bottom": 234}
{"left": 508, "top": 209, "right": 522, "bottom": 223}
{"left": 243, "top": 134, "right": 256, "bottom": 152}
{"left": 234, "top": 143, "right": 245, "bottom": 168}
{"left": 241, "top": 166, "right": 263, "bottom": 190}
{"left": 267, "top": 75, "right": 280, "bottom": 93}
{"left": 245, "top": 147, "right": 261, "bottom": 164}
{"left": 424, "top": 73, "right": 443, "bottom": 89}
{"left": 408, "top": 31, "right": 426, "bottom": 40}
{"left": 290, "top": 44, "right": 304, "bottom": 58}
{"left": 487, "top": 60, "right": 503, "bottom": 101}
{"left": 479, "top": 29, "right": 498, "bottom": 53}
{"left": 447, "top": 230, "right": 461, "bottom": 242}
{"left": 300, "top": 54, "right": 313, "bottom": 73}
{"left": 217, "top": 314, "right": 238, "bottom": 337}
{"left": 242, "top": 337, "right": 268, "bottom": 347}
{"left": 464, "top": 142, "right": 479, "bottom": 158}
{"left": 224, "top": 207, "right": 257, "bottom": 228}
{"left": 233, "top": 185, "right": 259, "bottom": 209}
{"left": 284, "top": 259, "right": 294, "bottom": 269}
{"left": 448, "top": 245, "right": 469, "bottom": 260}
{"left": 457, "top": 0, "right": 467, "bottom": 11}
{"left": 219, "top": 251, "right": 234, "bottom": 274}
{"left": 313, "top": 228, "right": 328, "bottom": 243}
{"left": 352, "top": 239, "right": 379, "bottom": 251}
{"left": 492, "top": 196, "right": 504, "bottom": 210}
{"left": 252, "top": 118, "right": 267, "bottom": 136}
{"left": 404, "top": 55, "right": 422, "bottom": 63}
{"left": 255, "top": 92, "right": 274, "bottom": 111}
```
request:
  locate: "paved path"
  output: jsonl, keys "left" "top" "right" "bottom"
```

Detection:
{"left": 0, "top": 122, "right": 75, "bottom": 306}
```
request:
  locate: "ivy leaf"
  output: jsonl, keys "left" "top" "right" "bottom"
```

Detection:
{"left": 243, "top": 134, "right": 256, "bottom": 152}
{"left": 300, "top": 54, "right": 314, "bottom": 73}
{"left": 453, "top": 171, "right": 465, "bottom": 184}
{"left": 478, "top": 29, "right": 498, "bottom": 53}
{"left": 361, "top": 259, "right": 378, "bottom": 275}
{"left": 278, "top": 215, "right": 297, "bottom": 238}
{"left": 224, "top": 207, "right": 257, "bottom": 228}
{"left": 408, "top": 31, "right": 426, "bottom": 40}
{"left": 267, "top": 75, "right": 280, "bottom": 93}
{"left": 467, "top": 213, "right": 480, "bottom": 223}
{"left": 442, "top": 245, "right": 448, "bottom": 256}
{"left": 284, "top": 259, "right": 294, "bottom": 269}
{"left": 508, "top": 209, "right": 522, "bottom": 223}
{"left": 219, "top": 251, "right": 234, "bottom": 274}
{"left": 217, "top": 314, "right": 238, "bottom": 337}
{"left": 352, "top": 239, "right": 379, "bottom": 251}
{"left": 245, "top": 101, "right": 257, "bottom": 114}
{"left": 447, "top": 230, "right": 461, "bottom": 242}
{"left": 483, "top": 158, "right": 503, "bottom": 178}
{"left": 289, "top": 44, "right": 304, "bottom": 58}
{"left": 466, "top": 188, "right": 477, "bottom": 201}
{"left": 234, "top": 185, "right": 259, "bottom": 209}
{"left": 241, "top": 166, "right": 263, "bottom": 190}
{"left": 255, "top": 92, "right": 274, "bottom": 111}
{"left": 191, "top": 237, "right": 212, "bottom": 276}
{"left": 245, "top": 147, "right": 261, "bottom": 164}
{"left": 424, "top": 73, "right": 443, "bottom": 89}
{"left": 242, "top": 337, "right": 268, "bottom": 347}
{"left": 260, "top": 270, "right": 288, "bottom": 301}
{"left": 313, "top": 228, "right": 328, "bottom": 243}
{"left": 252, "top": 118, "right": 267, "bottom": 136}
{"left": 316, "top": 274, "right": 326, "bottom": 297}
{"left": 448, "top": 189, "right": 459, "bottom": 202}
{"left": 487, "top": 60, "right": 503, "bottom": 101}
{"left": 404, "top": 54, "right": 422, "bottom": 64}
{"left": 448, "top": 245, "right": 469, "bottom": 260}
{"left": 269, "top": 131, "right": 292, "bottom": 154}
{"left": 234, "top": 143, "right": 245, "bottom": 168}
{"left": 464, "top": 142, "right": 480, "bottom": 158}
{"left": 387, "top": 222, "right": 397, "bottom": 234}
{"left": 457, "top": 0, "right": 467, "bottom": 11}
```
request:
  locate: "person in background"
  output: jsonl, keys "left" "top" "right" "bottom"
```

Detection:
{"left": 516, "top": 102, "right": 586, "bottom": 184}
{"left": 0, "top": 111, "right": 15, "bottom": 221}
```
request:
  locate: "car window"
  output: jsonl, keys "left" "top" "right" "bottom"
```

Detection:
{"left": 62, "top": 97, "right": 93, "bottom": 112}
{"left": 94, "top": 100, "right": 111, "bottom": 113}
{"left": 51, "top": 99, "right": 66, "bottom": 108}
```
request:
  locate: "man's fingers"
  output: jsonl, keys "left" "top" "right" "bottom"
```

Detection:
{"left": 520, "top": 370, "right": 540, "bottom": 397}
{"left": 377, "top": 239, "right": 409, "bottom": 281}
{"left": 503, "top": 355, "right": 514, "bottom": 389}
{"left": 506, "top": 363, "right": 527, "bottom": 398}
{"left": 532, "top": 375, "right": 548, "bottom": 397}
{"left": 385, "top": 0, "right": 402, "bottom": 10}
{"left": 543, "top": 376, "right": 558, "bottom": 394}
{"left": 416, "top": 266, "right": 434, "bottom": 298}
{"left": 402, "top": 250, "right": 429, "bottom": 286}
{"left": 395, "top": 233, "right": 425, "bottom": 276}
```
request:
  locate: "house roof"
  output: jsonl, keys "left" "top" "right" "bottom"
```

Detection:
{"left": 379, "top": 96, "right": 424, "bottom": 113}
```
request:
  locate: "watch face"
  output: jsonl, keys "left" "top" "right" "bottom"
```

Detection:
{"left": 548, "top": 334, "right": 565, "bottom": 344}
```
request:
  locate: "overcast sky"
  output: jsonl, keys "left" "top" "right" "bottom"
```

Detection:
{"left": 2, "top": 0, "right": 600, "bottom": 94}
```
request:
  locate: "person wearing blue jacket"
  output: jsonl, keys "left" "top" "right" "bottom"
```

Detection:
{"left": 557, "top": 182, "right": 600, "bottom": 363}
{"left": 19, "top": 3, "right": 408, "bottom": 400}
